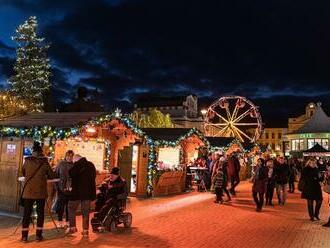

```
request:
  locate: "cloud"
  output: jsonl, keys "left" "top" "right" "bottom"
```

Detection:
{"left": 0, "top": 0, "right": 329, "bottom": 123}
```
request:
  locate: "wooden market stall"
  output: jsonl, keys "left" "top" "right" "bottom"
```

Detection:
{"left": 0, "top": 112, "right": 106, "bottom": 213}
{"left": 143, "top": 128, "right": 208, "bottom": 196}
{"left": 0, "top": 112, "right": 211, "bottom": 212}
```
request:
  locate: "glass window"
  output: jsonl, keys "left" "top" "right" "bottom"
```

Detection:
{"left": 266, "top": 133, "right": 269, "bottom": 139}
{"left": 292, "top": 139, "right": 304, "bottom": 151}
{"left": 315, "top": 139, "right": 321, "bottom": 145}
{"left": 322, "top": 139, "right": 329, "bottom": 150}
{"left": 272, "top": 133, "right": 275, "bottom": 139}
{"left": 278, "top": 133, "right": 282, "bottom": 139}
{"left": 308, "top": 139, "right": 315, "bottom": 149}
{"left": 299, "top": 140, "right": 304, "bottom": 150}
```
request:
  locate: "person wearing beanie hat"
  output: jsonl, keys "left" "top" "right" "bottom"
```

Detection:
{"left": 92, "top": 167, "right": 127, "bottom": 225}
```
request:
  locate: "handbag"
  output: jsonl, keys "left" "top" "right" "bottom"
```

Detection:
{"left": 19, "top": 163, "right": 43, "bottom": 207}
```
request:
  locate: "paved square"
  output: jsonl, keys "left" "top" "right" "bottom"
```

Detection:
{"left": 1, "top": 182, "right": 330, "bottom": 248}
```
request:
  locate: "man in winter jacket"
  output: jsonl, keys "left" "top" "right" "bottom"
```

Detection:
{"left": 66, "top": 154, "right": 96, "bottom": 237}
{"left": 227, "top": 155, "right": 241, "bottom": 196}
{"left": 273, "top": 157, "right": 290, "bottom": 205}
{"left": 21, "top": 142, "right": 56, "bottom": 242}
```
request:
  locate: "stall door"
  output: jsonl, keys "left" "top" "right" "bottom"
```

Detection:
{"left": 117, "top": 146, "right": 133, "bottom": 194}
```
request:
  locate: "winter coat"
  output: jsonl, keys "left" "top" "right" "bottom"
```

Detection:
{"left": 227, "top": 156, "right": 240, "bottom": 178}
{"left": 22, "top": 152, "right": 56, "bottom": 199}
{"left": 274, "top": 163, "right": 289, "bottom": 185}
{"left": 301, "top": 166, "right": 323, "bottom": 201}
{"left": 69, "top": 157, "right": 96, "bottom": 201}
{"left": 99, "top": 176, "right": 127, "bottom": 199}
{"left": 55, "top": 159, "right": 73, "bottom": 193}
{"left": 252, "top": 165, "right": 269, "bottom": 194}
{"left": 213, "top": 170, "right": 224, "bottom": 188}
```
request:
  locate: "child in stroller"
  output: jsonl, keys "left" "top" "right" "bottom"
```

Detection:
{"left": 91, "top": 167, "right": 132, "bottom": 232}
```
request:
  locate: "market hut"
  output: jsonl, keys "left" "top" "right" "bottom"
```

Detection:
{"left": 0, "top": 112, "right": 211, "bottom": 212}
{"left": 0, "top": 112, "right": 105, "bottom": 212}
{"left": 142, "top": 128, "right": 209, "bottom": 196}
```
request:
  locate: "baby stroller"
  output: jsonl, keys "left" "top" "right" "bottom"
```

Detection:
{"left": 91, "top": 192, "right": 132, "bottom": 232}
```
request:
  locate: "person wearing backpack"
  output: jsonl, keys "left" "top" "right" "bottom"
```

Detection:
{"left": 66, "top": 154, "right": 96, "bottom": 237}
{"left": 21, "top": 142, "right": 56, "bottom": 242}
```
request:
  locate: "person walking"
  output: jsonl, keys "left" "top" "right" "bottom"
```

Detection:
{"left": 228, "top": 154, "right": 241, "bottom": 196}
{"left": 265, "top": 159, "right": 275, "bottom": 206}
{"left": 288, "top": 159, "right": 297, "bottom": 193}
{"left": 54, "top": 150, "right": 74, "bottom": 228}
{"left": 274, "top": 157, "right": 289, "bottom": 205}
{"left": 221, "top": 158, "right": 232, "bottom": 202}
{"left": 21, "top": 142, "right": 56, "bottom": 242}
{"left": 213, "top": 166, "right": 225, "bottom": 204}
{"left": 66, "top": 154, "right": 96, "bottom": 237}
{"left": 252, "top": 158, "right": 269, "bottom": 212}
{"left": 301, "top": 158, "right": 323, "bottom": 221}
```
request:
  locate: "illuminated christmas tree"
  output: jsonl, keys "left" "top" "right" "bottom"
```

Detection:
{"left": 9, "top": 16, "right": 51, "bottom": 112}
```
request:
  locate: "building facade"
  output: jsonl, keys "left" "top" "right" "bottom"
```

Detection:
{"left": 134, "top": 95, "right": 199, "bottom": 119}
{"left": 258, "top": 127, "right": 287, "bottom": 156}
{"left": 285, "top": 102, "right": 330, "bottom": 156}
{"left": 288, "top": 102, "right": 317, "bottom": 133}
{"left": 134, "top": 94, "right": 204, "bottom": 130}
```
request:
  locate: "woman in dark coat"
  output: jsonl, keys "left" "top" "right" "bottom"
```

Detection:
{"left": 301, "top": 158, "right": 323, "bottom": 221}
{"left": 252, "top": 158, "right": 269, "bottom": 212}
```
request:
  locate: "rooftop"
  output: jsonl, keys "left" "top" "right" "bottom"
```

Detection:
{"left": 293, "top": 103, "right": 330, "bottom": 134}
{"left": 0, "top": 112, "right": 107, "bottom": 128}
{"left": 142, "top": 128, "right": 195, "bottom": 142}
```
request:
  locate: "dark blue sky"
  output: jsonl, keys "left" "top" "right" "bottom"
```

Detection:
{"left": 1, "top": 0, "right": 330, "bottom": 126}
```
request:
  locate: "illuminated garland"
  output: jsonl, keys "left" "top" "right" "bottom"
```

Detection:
{"left": 0, "top": 113, "right": 210, "bottom": 196}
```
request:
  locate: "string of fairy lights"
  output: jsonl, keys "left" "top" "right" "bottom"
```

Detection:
{"left": 0, "top": 112, "right": 259, "bottom": 195}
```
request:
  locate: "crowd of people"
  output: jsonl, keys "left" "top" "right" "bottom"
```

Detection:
{"left": 20, "top": 142, "right": 127, "bottom": 243}
{"left": 19, "top": 142, "right": 330, "bottom": 243}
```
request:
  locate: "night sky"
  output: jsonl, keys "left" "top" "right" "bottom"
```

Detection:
{"left": 1, "top": 0, "right": 330, "bottom": 127}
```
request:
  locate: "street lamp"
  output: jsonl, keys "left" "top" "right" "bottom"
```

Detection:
{"left": 201, "top": 109, "right": 207, "bottom": 118}
{"left": 200, "top": 109, "right": 208, "bottom": 135}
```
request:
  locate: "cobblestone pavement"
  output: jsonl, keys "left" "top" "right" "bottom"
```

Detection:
{"left": 1, "top": 181, "right": 330, "bottom": 248}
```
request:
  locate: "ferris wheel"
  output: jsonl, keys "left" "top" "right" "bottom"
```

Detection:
{"left": 204, "top": 96, "right": 263, "bottom": 143}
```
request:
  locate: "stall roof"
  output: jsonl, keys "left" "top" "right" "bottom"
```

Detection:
{"left": 206, "top": 137, "right": 237, "bottom": 148}
{"left": 0, "top": 112, "right": 107, "bottom": 128}
{"left": 303, "top": 143, "right": 329, "bottom": 153}
{"left": 142, "top": 128, "right": 197, "bottom": 142}
{"left": 303, "top": 143, "right": 330, "bottom": 157}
